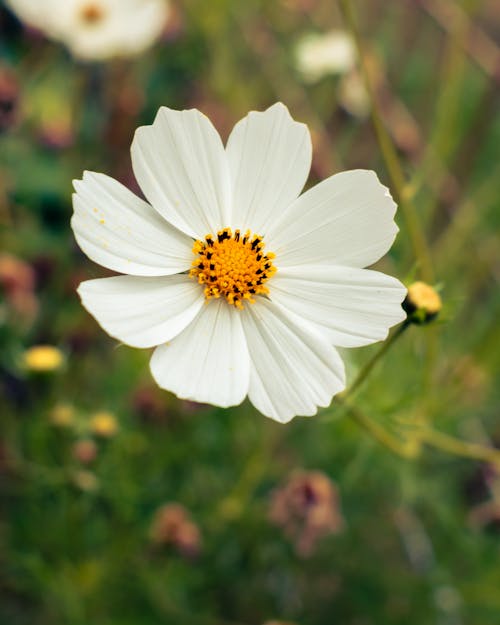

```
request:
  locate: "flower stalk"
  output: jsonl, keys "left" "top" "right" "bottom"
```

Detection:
{"left": 339, "top": 0, "right": 434, "bottom": 283}
{"left": 341, "top": 321, "right": 409, "bottom": 401}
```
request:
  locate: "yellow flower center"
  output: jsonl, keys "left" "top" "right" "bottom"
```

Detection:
{"left": 79, "top": 3, "right": 105, "bottom": 25}
{"left": 190, "top": 228, "right": 277, "bottom": 309}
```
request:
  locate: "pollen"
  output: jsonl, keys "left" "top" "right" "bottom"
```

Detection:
{"left": 189, "top": 228, "right": 277, "bottom": 309}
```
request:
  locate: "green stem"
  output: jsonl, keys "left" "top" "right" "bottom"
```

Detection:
{"left": 339, "top": 0, "right": 434, "bottom": 282}
{"left": 215, "top": 420, "right": 279, "bottom": 522}
{"left": 420, "top": 429, "right": 500, "bottom": 468}
{"left": 342, "top": 321, "right": 409, "bottom": 400}
{"left": 338, "top": 397, "right": 419, "bottom": 459}
{"left": 341, "top": 400, "right": 500, "bottom": 468}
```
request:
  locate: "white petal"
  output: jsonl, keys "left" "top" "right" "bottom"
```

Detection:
{"left": 72, "top": 172, "right": 193, "bottom": 276}
{"left": 150, "top": 300, "right": 250, "bottom": 408}
{"left": 78, "top": 275, "right": 204, "bottom": 348}
{"left": 270, "top": 265, "right": 407, "bottom": 348}
{"left": 131, "top": 107, "right": 231, "bottom": 239}
{"left": 66, "top": 0, "right": 169, "bottom": 60}
{"left": 267, "top": 170, "right": 398, "bottom": 268}
{"left": 5, "top": 0, "right": 49, "bottom": 29}
{"left": 241, "top": 299, "right": 345, "bottom": 423}
{"left": 226, "top": 103, "right": 312, "bottom": 235}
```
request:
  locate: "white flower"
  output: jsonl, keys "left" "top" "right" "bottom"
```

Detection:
{"left": 5, "top": 0, "right": 169, "bottom": 61}
{"left": 72, "top": 103, "right": 406, "bottom": 423}
{"left": 295, "top": 30, "right": 357, "bottom": 83}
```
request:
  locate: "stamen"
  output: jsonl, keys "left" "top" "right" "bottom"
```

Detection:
{"left": 190, "top": 228, "right": 277, "bottom": 309}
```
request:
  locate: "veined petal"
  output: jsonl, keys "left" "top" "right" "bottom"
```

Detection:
{"left": 241, "top": 299, "right": 345, "bottom": 423}
{"left": 131, "top": 107, "right": 231, "bottom": 239}
{"left": 267, "top": 170, "right": 398, "bottom": 268}
{"left": 226, "top": 103, "right": 312, "bottom": 235}
{"left": 270, "top": 265, "right": 407, "bottom": 348}
{"left": 150, "top": 300, "right": 250, "bottom": 408}
{"left": 78, "top": 275, "right": 204, "bottom": 349}
{"left": 72, "top": 172, "right": 192, "bottom": 276}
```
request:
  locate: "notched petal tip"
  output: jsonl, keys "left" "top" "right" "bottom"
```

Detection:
{"left": 73, "top": 170, "right": 104, "bottom": 193}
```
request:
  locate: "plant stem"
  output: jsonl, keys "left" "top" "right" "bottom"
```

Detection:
{"left": 339, "top": 0, "right": 434, "bottom": 282}
{"left": 339, "top": 397, "right": 419, "bottom": 459}
{"left": 342, "top": 321, "right": 409, "bottom": 400}
{"left": 420, "top": 429, "right": 500, "bottom": 468}
{"left": 341, "top": 400, "right": 500, "bottom": 468}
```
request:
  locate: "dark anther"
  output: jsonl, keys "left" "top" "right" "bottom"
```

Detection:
{"left": 256, "top": 269, "right": 263, "bottom": 275}
{"left": 249, "top": 288, "right": 256, "bottom": 294}
{"left": 198, "top": 263, "right": 204, "bottom": 269}
{"left": 234, "top": 286, "right": 240, "bottom": 293}
{"left": 206, "top": 252, "right": 212, "bottom": 260}
{"left": 251, "top": 239, "right": 260, "bottom": 250}
{"left": 247, "top": 281, "right": 253, "bottom": 287}
{"left": 206, "top": 237, "right": 213, "bottom": 246}
{"left": 235, "top": 230, "right": 240, "bottom": 241}
{"left": 210, "top": 276, "right": 217, "bottom": 282}
{"left": 209, "top": 263, "right": 215, "bottom": 270}
{"left": 256, "top": 254, "right": 262, "bottom": 261}
{"left": 218, "top": 231, "right": 230, "bottom": 243}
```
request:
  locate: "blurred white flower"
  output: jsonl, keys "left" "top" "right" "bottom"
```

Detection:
{"left": 339, "top": 70, "right": 371, "bottom": 118}
{"left": 5, "top": 0, "right": 169, "bottom": 60}
{"left": 295, "top": 30, "right": 356, "bottom": 82}
{"left": 72, "top": 103, "right": 406, "bottom": 423}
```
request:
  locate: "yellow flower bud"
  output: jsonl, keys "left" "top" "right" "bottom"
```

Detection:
{"left": 403, "top": 281, "right": 442, "bottom": 324}
{"left": 72, "top": 470, "right": 99, "bottom": 492}
{"left": 23, "top": 345, "right": 64, "bottom": 372}
{"left": 50, "top": 403, "right": 76, "bottom": 428}
{"left": 89, "top": 411, "right": 119, "bottom": 438}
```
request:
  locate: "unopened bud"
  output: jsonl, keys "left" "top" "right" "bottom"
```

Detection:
{"left": 150, "top": 503, "right": 201, "bottom": 558}
{"left": 72, "top": 470, "right": 99, "bottom": 492}
{"left": 50, "top": 403, "right": 76, "bottom": 428}
{"left": 73, "top": 439, "right": 98, "bottom": 465}
{"left": 89, "top": 411, "right": 119, "bottom": 438}
{"left": 403, "top": 281, "right": 442, "bottom": 324}
{"left": 23, "top": 345, "right": 64, "bottom": 372}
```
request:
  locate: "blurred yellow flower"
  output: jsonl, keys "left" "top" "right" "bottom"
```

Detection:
{"left": 89, "top": 411, "right": 119, "bottom": 438}
{"left": 50, "top": 403, "right": 76, "bottom": 427}
{"left": 23, "top": 345, "right": 64, "bottom": 372}
{"left": 72, "top": 470, "right": 99, "bottom": 492}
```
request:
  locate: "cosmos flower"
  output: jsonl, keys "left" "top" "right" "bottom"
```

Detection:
{"left": 5, "top": 0, "right": 169, "bottom": 61}
{"left": 72, "top": 103, "right": 406, "bottom": 423}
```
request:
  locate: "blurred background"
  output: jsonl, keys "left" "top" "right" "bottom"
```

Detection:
{"left": 1, "top": 1, "right": 499, "bottom": 624}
